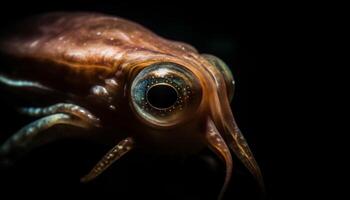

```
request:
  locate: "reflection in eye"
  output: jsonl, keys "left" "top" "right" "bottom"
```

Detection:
{"left": 131, "top": 62, "right": 202, "bottom": 126}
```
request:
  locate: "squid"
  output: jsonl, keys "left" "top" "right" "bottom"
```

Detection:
{"left": 0, "top": 12, "right": 263, "bottom": 199}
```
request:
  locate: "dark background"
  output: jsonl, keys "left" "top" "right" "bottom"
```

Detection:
{"left": 0, "top": 1, "right": 321, "bottom": 200}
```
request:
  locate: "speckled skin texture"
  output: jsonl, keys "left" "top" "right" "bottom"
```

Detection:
{"left": 0, "top": 12, "right": 263, "bottom": 199}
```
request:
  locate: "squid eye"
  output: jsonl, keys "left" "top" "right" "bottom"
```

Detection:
{"left": 130, "top": 62, "right": 202, "bottom": 127}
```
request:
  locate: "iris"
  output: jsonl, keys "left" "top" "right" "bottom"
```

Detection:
{"left": 130, "top": 62, "right": 202, "bottom": 126}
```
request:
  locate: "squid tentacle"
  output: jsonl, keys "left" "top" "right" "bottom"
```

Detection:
{"left": 226, "top": 123, "right": 265, "bottom": 191}
{"left": 203, "top": 60, "right": 265, "bottom": 192}
{"left": 81, "top": 137, "right": 134, "bottom": 183}
{"left": 19, "top": 103, "right": 100, "bottom": 127}
{"left": 0, "top": 74, "right": 53, "bottom": 91}
{"left": 0, "top": 104, "right": 100, "bottom": 166}
{"left": 206, "top": 118, "right": 233, "bottom": 200}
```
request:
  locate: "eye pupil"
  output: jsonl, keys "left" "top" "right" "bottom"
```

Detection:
{"left": 146, "top": 84, "right": 178, "bottom": 109}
